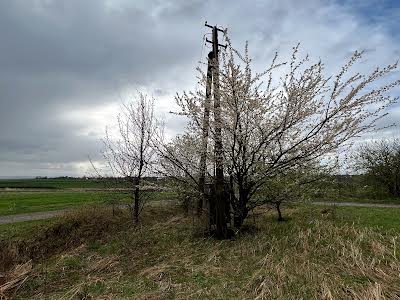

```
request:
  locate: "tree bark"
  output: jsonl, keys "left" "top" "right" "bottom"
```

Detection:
{"left": 394, "top": 184, "right": 400, "bottom": 197}
{"left": 133, "top": 186, "right": 140, "bottom": 224}
{"left": 233, "top": 188, "right": 249, "bottom": 229}
{"left": 132, "top": 177, "right": 140, "bottom": 224}
{"left": 233, "top": 206, "right": 248, "bottom": 229}
{"left": 276, "top": 202, "right": 284, "bottom": 222}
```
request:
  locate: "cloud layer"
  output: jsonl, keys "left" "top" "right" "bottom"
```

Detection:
{"left": 0, "top": 0, "right": 399, "bottom": 176}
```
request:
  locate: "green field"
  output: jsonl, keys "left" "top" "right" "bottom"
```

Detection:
{"left": 0, "top": 189, "right": 177, "bottom": 216}
{"left": 0, "top": 191, "right": 124, "bottom": 216}
{"left": 309, "top": 205, "right": 400, "bottom": 232}
{"left": 337, "top": 206, "right": 400, "bottom": 231}
{"left": 0, "top": 178, "right": 176, "bottom": 216}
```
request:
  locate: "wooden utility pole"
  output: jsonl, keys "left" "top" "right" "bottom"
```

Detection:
{"left": 205, "top": 22, "right": 229, "bottom": 239}
{"left": 198, "top": 50, "right": 213, "bottom": 216}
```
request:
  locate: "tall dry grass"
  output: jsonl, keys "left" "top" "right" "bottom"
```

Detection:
{"left": 250, "top": 218, "right": 400, "bottom": 299}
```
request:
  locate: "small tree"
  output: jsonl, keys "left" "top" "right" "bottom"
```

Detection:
{"left": 167, "top": 34, "right": 399, "bottom": 233}
{"left": 101, "top": 92, "right": 157, "bottom": 224}
{"left": 356, "top": 139, "right": 400, "bottom": 197}
{"left": 255, "top": 168, "right": 323, "bottom": 221}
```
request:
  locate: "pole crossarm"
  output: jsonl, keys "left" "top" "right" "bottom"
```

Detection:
{"left": 206, "top": 38, "right": 227, "bottom": 49}
{"left": 205, "top": 21, "right": 225, "bottom": 32}
{"left": 205, "top": 21, "right": 227, "bottom": 50}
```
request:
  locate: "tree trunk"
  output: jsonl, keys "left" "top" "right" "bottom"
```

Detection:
{"left": 133, "top": 186, "right": 139, "bottom": 224}
{"left": 233, "top": 206, "right": 248, "bottom": 229}
{"left": 394, "top": 185, "right": 400, "bottom": 197}
{"left": 232, "top": 187, "right": 249, "bottom": 229}
{"left": 276, "top": 202, "right": 284, "bottom": 222}
{"left": 392, "top": 178, "right": 400, "bottom": 197}
{"left": 214, "top": 186, "right": 228, "bottom": 238}
{"left": 132, "top": 177, "right": 140, "bottom": 225}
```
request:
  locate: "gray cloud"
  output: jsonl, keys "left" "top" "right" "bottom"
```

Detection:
{"left": 0, "top": 0, "right": 399, "bottom": 176}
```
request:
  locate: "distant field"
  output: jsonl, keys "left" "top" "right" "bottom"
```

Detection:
{"left": 0, "top": 190, "right": 177, "bottom": 216}
{"left": 0, "top": 191, "right": 125, "bottom": 216}
{"left": 0, "top": 178, "right": 121, "bottom": 189}
{"left": 0, "top": 178, "right": 176, "bottom": 216}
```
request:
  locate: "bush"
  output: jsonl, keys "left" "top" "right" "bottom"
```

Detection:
{"left": 356, "top": 139, "right": 400, "bottom": 197}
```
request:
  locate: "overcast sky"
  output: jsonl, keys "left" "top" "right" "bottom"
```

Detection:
{"left": 0, "top": 0, "right": 399, "bottom": 177}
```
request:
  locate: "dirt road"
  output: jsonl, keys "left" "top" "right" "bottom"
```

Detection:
{"left": 311, "top": 201, "right": 400, "bottom": 208}
{"left": 0, "top": 210, "right": 68, "bottom": 225}
{"left": 1, "top": 201, "right": 399, "bottom": 225}
{"left": 0, "top": 200, "right": 178, "bottom": 225}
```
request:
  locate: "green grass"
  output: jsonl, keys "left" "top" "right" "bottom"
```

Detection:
{"left": 300, "top": 204, "right": 400, "bottom": 232}
{"left": 0, "top": 191, "right": 127, "bottom": 216}
{"left": 0, "top": 190, "right": 177, "bottom": 216}
{"left": 335, "top": 206, "right": 400, "bottom": 231}
{"left": 2, "top": 204, "right": 400, "bottom": 299}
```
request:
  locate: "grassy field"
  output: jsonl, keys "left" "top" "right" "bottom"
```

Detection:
{"left": 1, "top": 204, "right": 400, "bottom": 299}
{"left": 0, "top": 189, "right": 176, "bottom": 216}
{"left": 0, "top": 178, "right": 176, "bottom": 217}
{"left": 1, "top": 175, "right": 399, "bottom": 219}
{"left": 0, "top": 191, "right": 125, "bottom": 216}
{"left": 334, "top": 206, "right": 400, "bottom": 232}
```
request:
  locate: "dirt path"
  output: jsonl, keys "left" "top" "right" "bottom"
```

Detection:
{"left": 311, "top": 201, "right": 400, "bottom": 208}
{"left": 0, "top": 210, "right": 68, "bottom": 225}
{"left": 0, "top": 200, "right": 179, "bottom": 225}
{"left": 1, "top": 201, "right": 399, "bottom": 225}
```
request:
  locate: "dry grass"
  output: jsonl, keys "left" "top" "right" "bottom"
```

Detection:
{"left": 0, "top": 204, "right": 130, "bottom": 272}
{"left": 0, "top": 261, "right": 32, "bottom": 299}
{"left": 250, "top": 220, "right": 400, "bottom": 299}
{"left": 2, "top": 205, "right": 400, "bottom": 299}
